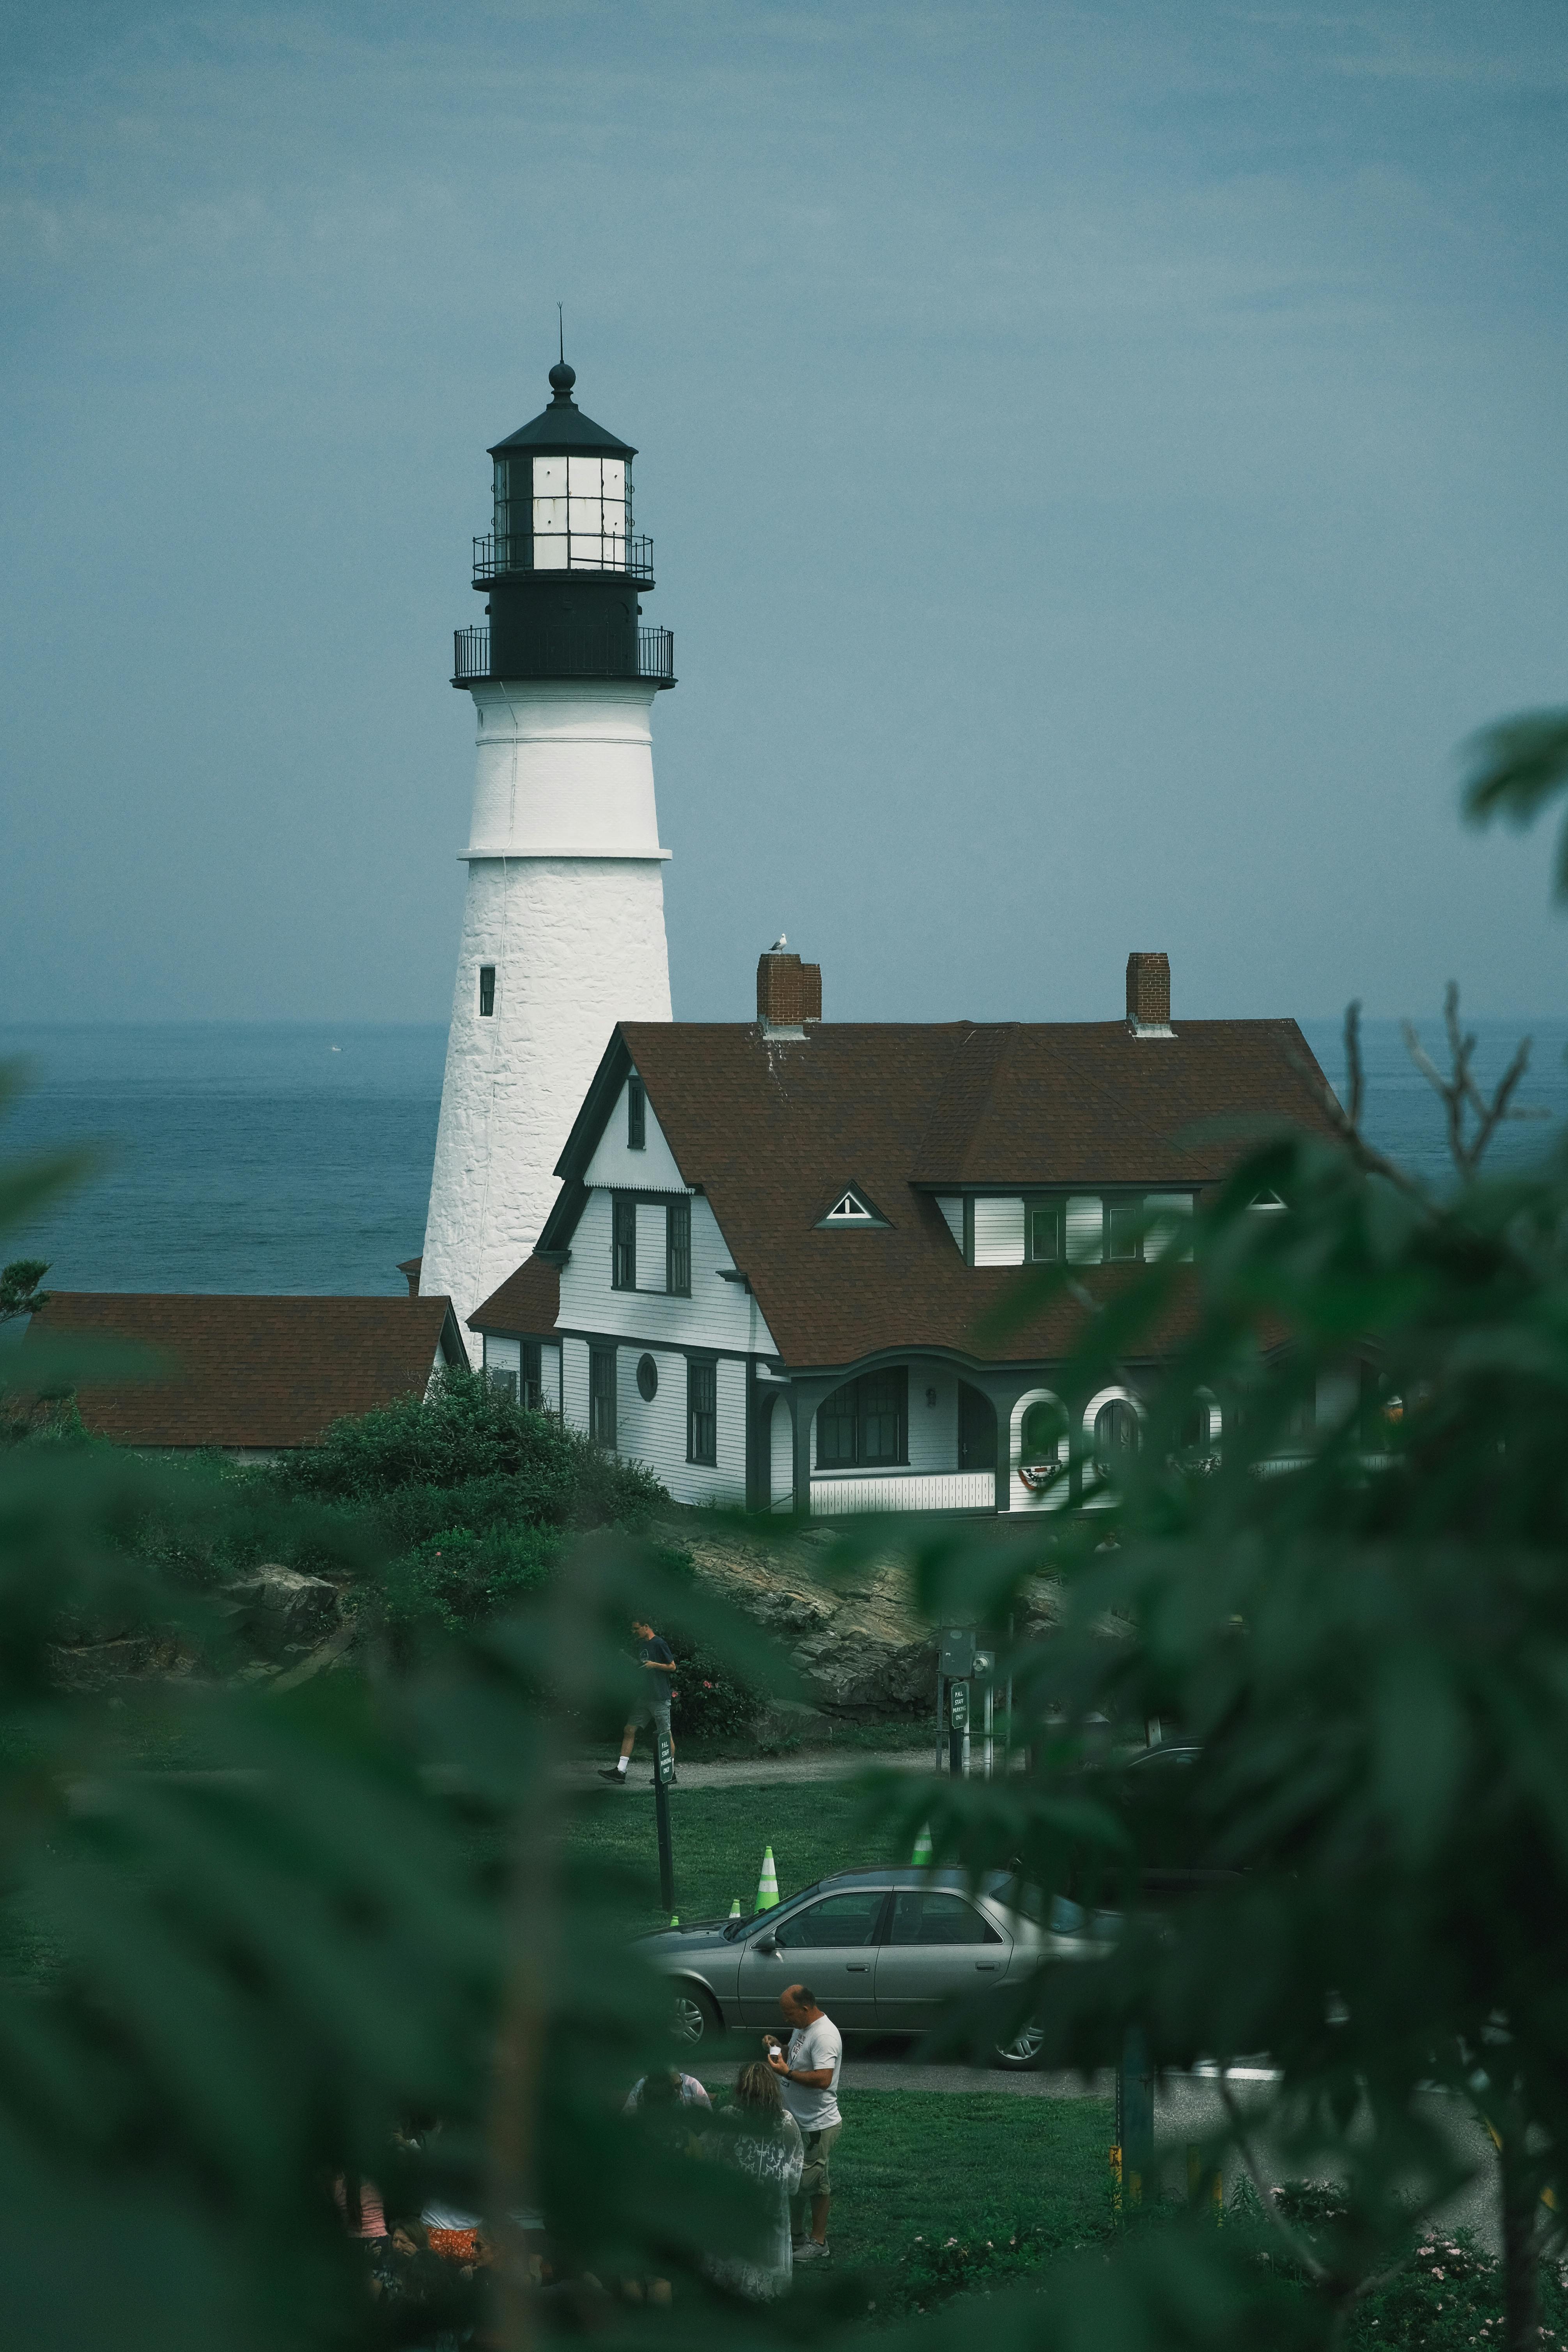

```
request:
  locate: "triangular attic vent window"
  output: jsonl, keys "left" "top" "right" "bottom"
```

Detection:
{"left": 819, "top": 1187, "right": 886, "bottom": 1229}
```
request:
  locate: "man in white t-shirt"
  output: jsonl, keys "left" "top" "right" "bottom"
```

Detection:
{"left": 765, "top": 1983, "right": 843, "bottom": 2261}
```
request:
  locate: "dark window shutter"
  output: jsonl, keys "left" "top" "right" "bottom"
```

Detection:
{"left": 687, "top": 1358, "right": 717, "bottom": 1465}
{"left": 522, "top": 1341, "right": 543, "bottom": 1412}
{"left": 612, "top": 1196, "right": 636, "bottom": 1290}
{"left": 627, "top": 1076, "right": 646, "bottom": 1150}
{"left": 666, "top": 1197, "right": 691, "bottom": 1296}
{"left": 590, "top": 1347, "right": 618, "bottom": 1449}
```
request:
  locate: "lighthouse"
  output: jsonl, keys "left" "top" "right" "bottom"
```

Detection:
{"left": 420, "top": 357, "right": 676, "bottom": 1344}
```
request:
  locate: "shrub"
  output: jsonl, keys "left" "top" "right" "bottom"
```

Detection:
{"left": 272, "top": 1366, "right": 664, "bottom": 1528}
{"left": 384, "top": 1522, "right": 558, "bottom": 1635}
{"left": 665, "top": 1628, "right": 762, "bottom": 1745}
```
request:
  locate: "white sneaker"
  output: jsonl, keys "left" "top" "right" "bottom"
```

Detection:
{"left": 796, "top": 2241, "right": 831, "bottom": 2263}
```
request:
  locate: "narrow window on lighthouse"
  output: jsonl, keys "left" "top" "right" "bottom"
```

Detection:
{"left": 478, "top": 965, "right": 496, "bottom": 1017}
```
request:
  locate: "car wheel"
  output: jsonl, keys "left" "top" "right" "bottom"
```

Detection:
{"left": 992, "top": 2022, "right": 1045, "bottom": 2071}
{"left": 670, "top": 1985, "right": 720, "bottom": 2046}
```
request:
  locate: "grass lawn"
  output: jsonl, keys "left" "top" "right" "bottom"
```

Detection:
{"left": 564, "top": 1777, "right": 894, "bottom": 1927}
{"left": 821, "top": 2088, "right": 1116, "bottom": 2276}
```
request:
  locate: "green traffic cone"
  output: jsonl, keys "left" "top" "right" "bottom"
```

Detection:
{"left": 755, "top": 1845, "right": 780, "bottom": 1912}
{"left": 728, "top": 1897, "right": 741, "bottom": 1919}
{"left": 912, "top": 1821, "right": 934, "bottom": 1867}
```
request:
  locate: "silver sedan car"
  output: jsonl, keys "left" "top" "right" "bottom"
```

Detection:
{"left": 638, "top": 1865, "right": 1106, "bottom": 2070}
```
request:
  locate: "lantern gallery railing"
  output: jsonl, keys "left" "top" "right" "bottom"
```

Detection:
{"left": 471, "top": 533, "right": 656, "bottom": 584}
{"left": 452, "top": 625, "right": 675, "bottom": 688}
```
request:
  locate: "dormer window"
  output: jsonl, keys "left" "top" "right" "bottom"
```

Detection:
{"left": 627, "top": 1075, "right": 646, "bottom": 1150}
{"left": 818, "top": 1186, "right": 887, "bottom": 1230}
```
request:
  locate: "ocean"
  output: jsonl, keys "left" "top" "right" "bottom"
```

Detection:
{"left": 1, "top": 1014, "right": 1565, "bottom": 1296}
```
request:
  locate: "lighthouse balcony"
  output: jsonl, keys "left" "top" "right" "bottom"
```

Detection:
{"left": 452, "top": 624, "right": 675, "bottom": 690}
{"left": 472, "top": 532, "right": 656, "bottom": 585}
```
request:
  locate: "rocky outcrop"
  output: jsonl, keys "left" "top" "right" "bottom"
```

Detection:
{"left": 664, "top": 1516, "right": 1063, "bottom": 1722}
{"left": 221, "top": 1564, "right": 343, "bottom": 1659}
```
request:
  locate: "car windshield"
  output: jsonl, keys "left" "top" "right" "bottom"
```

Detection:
{"left": 722, "top": 1882, "right": 824, "bottom": 1940}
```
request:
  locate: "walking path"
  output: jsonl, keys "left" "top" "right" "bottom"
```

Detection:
{"left": 562, "top": 1749, "right": 934, "bottom": 1790}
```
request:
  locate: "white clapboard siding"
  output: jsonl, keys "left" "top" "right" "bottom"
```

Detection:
{"left": 1066, "top": 1195, "right": 1104, "bottom": 1263}
{"left": 905, "top": 1363, "right": 960, "bottom": 1473}
{"left": 560, "top": 1188, "right": 780, "bottom": 1355}
{"left": 485, "top": 1335, "right": 521, "bottom": 1379}
{"left": 1144, "top": 1192, "right": 1193, "bottom": 1261}
{"left": 562, "top": 1336, "right": 590, "bottom": 1435}
{"left": 541, "top": 1342, "right": 562, "bottom": 1414}
{"left": 583, "top": 1077, "right": 689, "bottom": 1195}
{"left": 611, "top": 1344, "right": 688, "bottom": 1491}
{"left": 936, "top": 1196, "right": 964, "bottom": 1250}
{"left": 634, "top": 1201, "right": 668, "bottom": 1288}
{"left": 972, "top": 1196, "right": 1025, "bottom": 1266}
{"left": 811, "top": 1470, "right": 996, "bottom": 1517}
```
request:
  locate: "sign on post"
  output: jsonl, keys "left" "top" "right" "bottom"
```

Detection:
{"left": 949, "top": 1680, "right": 970, "bottom": 1731}
{"left": 653, "top": 1731, "right": 676, "bottom": 1915}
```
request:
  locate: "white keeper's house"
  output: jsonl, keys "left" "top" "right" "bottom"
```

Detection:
{"left": 468, "top": 946, "right": 1339, "bottom": 1518}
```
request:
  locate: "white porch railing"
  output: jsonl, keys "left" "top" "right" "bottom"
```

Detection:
{"left": 810, "top": 1470, "right": 996, "bottom": 1517}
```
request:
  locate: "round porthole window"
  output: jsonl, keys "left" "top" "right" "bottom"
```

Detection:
{"left": 636, "top": 1353, "right": 659, "bottom": 1403}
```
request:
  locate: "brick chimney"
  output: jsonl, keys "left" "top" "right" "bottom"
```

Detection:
{"left": 1125, "top": 951, "right": 1173, "bottom": 1037}
{"left": 757, "top": 949, "right": 822, "bottom": 1037}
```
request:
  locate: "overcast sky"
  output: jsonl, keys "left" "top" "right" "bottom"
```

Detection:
{"left": 3, "top": 2, "right": 1566, "bottom": 1029}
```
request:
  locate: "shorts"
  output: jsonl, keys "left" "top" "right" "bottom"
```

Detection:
{"left": 635, "top": 1688, "right": 671, "bottom": 1734}
{"left": 799, "top": 2122, "right": 841, "bottom": 2198}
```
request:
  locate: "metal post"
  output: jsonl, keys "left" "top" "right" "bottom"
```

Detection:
{"left": 654, "top": 1728, "right": 676, "bottom": 1917}
{"left": 1115, "top": 2026, "right": 1155, "bottom": 2210}
{"left": 1005, "top": 1611, "right": 1015, "bottom": 1776}
{"left": 983, "top": 1677, "right": 994, "bottom": 1781}
{"left": 935, "top": 1660, "right": 945, "bottom": 1776}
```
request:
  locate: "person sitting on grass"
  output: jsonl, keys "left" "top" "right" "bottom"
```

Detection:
{"left": 700, "top": 2061, "right": 804, "bottom": 2301}
{"left": 765, "top": 1983, "right": 842, "bottom": 2263}
{"left": 598, "top": 1616, "right": 678, "bottom": 1786}
{"left": 624, "top": 2066, "right": 711, "bottom": 2115}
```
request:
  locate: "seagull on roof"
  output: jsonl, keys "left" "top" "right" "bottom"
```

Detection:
{"left": 770, "top": 933, "right": 787, "bottom": 951}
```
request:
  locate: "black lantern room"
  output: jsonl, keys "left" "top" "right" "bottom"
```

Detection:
{"left": 452, "top": 360, "right": 674, "bottom": 691}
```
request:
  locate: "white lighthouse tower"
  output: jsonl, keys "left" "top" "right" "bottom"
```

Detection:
{"left": 420, "top": 356, "right": 675, "bottom": 1343}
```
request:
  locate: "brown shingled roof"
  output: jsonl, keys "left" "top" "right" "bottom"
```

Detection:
{"left": 540, "top": 1018, "right": 1338, "bottom": 1371}
{"left": 23, "top": 1293, "right": 466, "bottom": 1450}
{"left": 468, "top": 1254, "right": 560, "bottom": 1338}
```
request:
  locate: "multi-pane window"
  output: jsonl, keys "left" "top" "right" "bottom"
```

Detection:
{"left": 590, "top": 1347, "right": 617, "bottom": 1449}
{"left": 815, "top": 1369, "right": 908, "bottom": 1470}
{"left": 627, "top": 1075, "right": 646, "bottom": 1150}
{"left": 1026, "top": 1201, "right": 1061, "bottom": 1262}
{"left": 522, "top": 1340, "right": 543, "bottom": 1413}
{"left": 666, "top": 1198, "right": 691, "bottom": 1296}
{"left": 532, "top": 453, "right": 629, "bottom": 571}
{"left": 1093, "top": 1397, "right": 1140, "bottom": 1469}
{"left": 478, "top": 965, "right": 496, "bottom": 1017}
{"left": 612, "top": 1197, "right": 636, "bottom": 1290}
{"left": 687, "top": 1358, "right": 717, "bottom": 1465}
{"left": 492, "top": 453, "right": 632, "bottom": 572}
{"left": 1106, "top": 1202, "right": 1143, "bottom": 1262}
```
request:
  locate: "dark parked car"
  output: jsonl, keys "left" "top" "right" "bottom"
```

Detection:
{"left": 638, "top": 1865, "right": 1110, "bottom": 2070}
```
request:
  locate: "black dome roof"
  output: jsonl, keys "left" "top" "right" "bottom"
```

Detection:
{"left": 488, "top": 362, "right": 636, "bottom": 460}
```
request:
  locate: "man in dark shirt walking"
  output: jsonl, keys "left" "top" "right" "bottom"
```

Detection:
{"left": 598, "top": 1617, "right": 678, "bottom": 1786}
